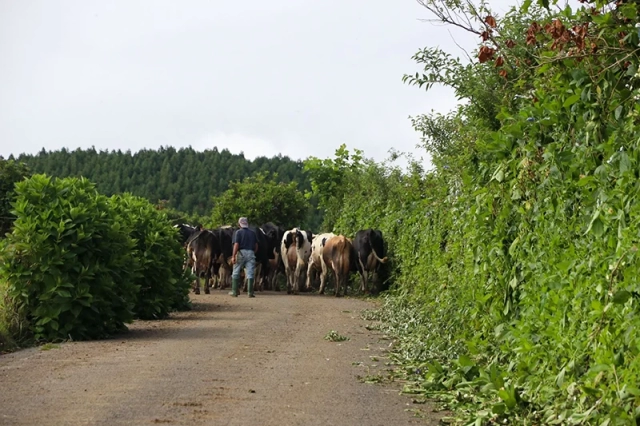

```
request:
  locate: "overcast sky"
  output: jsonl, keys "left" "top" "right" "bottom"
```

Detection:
{"left": 0, "top": 1, "right": 515, "bottom": 166}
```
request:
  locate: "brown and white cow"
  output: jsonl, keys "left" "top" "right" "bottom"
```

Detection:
{"left": 321, "top": 235, "right": 357, "bottom": 297}
{"left": 281, "top": 228, "right": 313, "bottom": 294}
{"left": 306, "top": 232, "right": 335, "bottom": 292}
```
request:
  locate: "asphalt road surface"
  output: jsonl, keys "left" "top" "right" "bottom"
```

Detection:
{"left": 0, "top": 291, "right": 439, "bottom": 425}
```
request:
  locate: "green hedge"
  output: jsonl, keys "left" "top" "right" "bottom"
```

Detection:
{"left": 2, "top": 175, "right": 137, "bottom": 340}
{"left": 110, "top": 193, "right": 191, "bottom": 319}
{"left": 1, "top": 175, "right": 191, "bottom": 342}
{"left": 312, "top": 1, "right": 640, "bottom": 423}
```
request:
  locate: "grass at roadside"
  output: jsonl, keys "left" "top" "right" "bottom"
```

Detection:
{"left": 0, "top": 277, "right": 28, "bottom": 354}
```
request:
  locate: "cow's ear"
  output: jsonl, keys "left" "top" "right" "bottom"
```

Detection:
{"left": 307, "top": 232, "right": 313, "bottom": 243}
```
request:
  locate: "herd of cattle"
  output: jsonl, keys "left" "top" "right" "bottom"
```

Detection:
{"left": 174, "top": 223, "right": 388, "bottom": 297}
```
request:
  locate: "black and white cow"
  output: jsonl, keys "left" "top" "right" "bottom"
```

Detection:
{"left": 186, "top": 230, "right": 221, "bottom": 294}
{"left": 281, "top": 228, "right": 313, "bottom": 294}
{"left": 352, "top": 229, "right": 388, "bottom": 294}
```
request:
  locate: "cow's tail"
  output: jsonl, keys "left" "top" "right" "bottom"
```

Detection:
{"left": 334, "top": 237, "right": 350, "bottom": 277}
{"left": 372, "top": 248, "right": 388, "bottom": 264}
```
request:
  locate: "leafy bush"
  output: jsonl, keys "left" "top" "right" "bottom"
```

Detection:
{"left": 211, "top": 172, "right": 310, "bottom": 228}
{"left": 0, "top": 158, "right": 30, "bottom": 237}
{"left": 2, "top": 175, "right": 138, "bottom": 341}
{"left": 307, "top": 0, "right": 640, "bottom": 421}
{"left": 110, "top": 193, "right": 192, "bottom": 319}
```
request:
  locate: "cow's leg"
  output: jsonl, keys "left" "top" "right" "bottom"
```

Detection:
{"left": 267, "top": 264, "right": 275, "bottom": 291}
{"left": 254, "top": 263, "right": 263, "bottom": 292}
{"left": 305, "top": 262, "right": 314, "bottom": 291}
{"left": 358, "top": 259, "right": 368, "bottom": 293}
{"left": 211, "top": 274, "right": 218, "bottom": 290}
{"left": 191, "top": 252, "right": 201, "bottom": 294}
{"left": 319, "top": 260, "right": 329, "bottom": 294}
{"left": 334, "top": 272, "right": 342, "bottom": 297}
{"left": 211, "top": 262, "right": 220, "bottom": 289}
{"left": 293, "top": 264, "right": 302, "bottom": 295}
{"left": 286, "top": 269, "right": 293, "bottom": 294}
{"left": 193, "top": 274, "right": 201, "bottom": 295}
{"left": 273, "top": 256, "right": 282, "bottom": 291}
{"left": 257, "top": 264, "right": 264, "bottom": 292}
{"left": 220, "top": 264, "right": 230, "bottom": 289}
{"left": 227, "top": 262, "right": 233, "bottom": 288}
{"left": 274, "top": 271, "right": 280, "bottom": 291}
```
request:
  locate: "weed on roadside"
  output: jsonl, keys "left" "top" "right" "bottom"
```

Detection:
{"left": 40, "top": 343, "right": 60, "bottom": 351}
{"left": 324, "top": 330, "right": 349, "bottom": 342}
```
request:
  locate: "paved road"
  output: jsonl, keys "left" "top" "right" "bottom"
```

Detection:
{"left": 0, "top": 292, "right": 437, "bottom": 425}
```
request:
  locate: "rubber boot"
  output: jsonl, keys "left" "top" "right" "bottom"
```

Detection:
{"left": 247, "top": 278, "right": 255, "bottom": 298}
{"left": 229, "top": 277, "right": 239, "bottom": 297}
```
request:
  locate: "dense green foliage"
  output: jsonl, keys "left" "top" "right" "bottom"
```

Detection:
{"left": 14, "top": 146, "right": 309, "bottom": 215}
{"left": 0, "top": 158, "right": 30, "bottom": 237}
{"left": 2, "top": 175, "right": 137, "bottom": 341}
{"left": 0, "top": 175, "right": 191, "bottom": 342}
{"left": 109, "top": 193, "right": 192, "bottom": 319}
{"left": 304, "top": 144, "right": 364, "bottom": 231}
{"left": 306, "top": 0, "right": 640, "bottom": 423}
{"left": 210, "top": 172, "right": 311, "bottom": 229}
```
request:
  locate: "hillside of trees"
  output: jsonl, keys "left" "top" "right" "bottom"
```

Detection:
{"left": 13, "top": 146, "right": 310, "bottom": 216}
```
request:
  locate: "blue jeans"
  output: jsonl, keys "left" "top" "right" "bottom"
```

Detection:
{"left": 232, "top": 249, "right": 256, "bottom": 279}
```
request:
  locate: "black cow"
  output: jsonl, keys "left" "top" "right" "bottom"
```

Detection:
{"left": 210, "top": 226, "right": 235, "bottom": 289}
{"left": 246, "top": 226, "right": 270, "bottom": 291}
{"left": 353, "top": 229, "right": 388, "bottom": 294}
{"left": 260, "top": 223, "right": 285, "bottom": 290}
{"left": 186, "top": 230, "right": 221, "bottom": 294}
{"left": 174, "top": 223, "right": 199, "bottom": 247}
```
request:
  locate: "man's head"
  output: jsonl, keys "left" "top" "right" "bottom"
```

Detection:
{"left": 238, "top": 217, "right": 249, "bottom": 228}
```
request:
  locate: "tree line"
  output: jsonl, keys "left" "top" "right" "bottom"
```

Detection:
{"left": 12, "top": 146, "right": 310, "bottom": 216}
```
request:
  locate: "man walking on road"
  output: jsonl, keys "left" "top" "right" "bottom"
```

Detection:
{"left": 230, "top": 217, "right": 258, "bottom": 297}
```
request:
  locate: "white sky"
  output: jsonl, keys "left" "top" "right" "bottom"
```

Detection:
{"left": 0, "top": 1, "right": 516, "bottom": 167}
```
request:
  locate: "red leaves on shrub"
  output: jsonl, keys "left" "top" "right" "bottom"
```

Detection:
{"left": 478, "top": 46, "right": 496, "bottom": 63}
{"left": 527, "top": 22, "right": 542, "bottom": 45}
